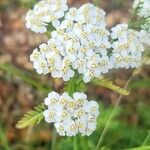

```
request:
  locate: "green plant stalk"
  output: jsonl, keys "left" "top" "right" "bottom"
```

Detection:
{"left": 49, "top": 74, "right": 83, "bottom": 150}
{"left": 0, "top": 125, "right": 10, "bottom": 150}
{"left": 142, "top": 131, "right": 150, "bottom": 146}
{"left": 63, "top": 73, "right": 86, "bottom": 150}
{"left": 95, "top": 69, "right": 137, "bottom": 150}
{"left": 65, "top": 75, "right": 82, "bottom": 150}
{"left": 51, "top": 128, "right": 57, "bottom": 150}
{"left": 95, "top": 54, "right": 147, "bottom": 149}
{"left": 24, "top": 127, "right": 33, "bottom": 150}
{"left": 73, "top": 136, "right": 78, "bottom": 150}
{"left": 64, "top": 73, "right": 86, "bottom": 96}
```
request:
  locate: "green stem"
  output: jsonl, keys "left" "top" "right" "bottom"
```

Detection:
{"left": 64, "top": 73, "right": 86, "bottom": 96}
{"left": 0, "top": 125, "right": 10, "bottom": 150}
{"left": 64, "top": 74, "right": 83, "bottom": 150}
{"left": 73, "top": 136, "right": 78, "bottom": 150}
{"left": 95, "top": 49, "right": 147, "bottom": 150}
{"left": 95, "top": 70, "right": 136, "bottom": 150}
{"left": 142, "top": 131, "right": 150, "bottom": 146}
{"left": 51, "top": 128, "right": 57, "bottom": 150}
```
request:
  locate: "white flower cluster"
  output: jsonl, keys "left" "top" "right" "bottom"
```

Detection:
{"left": 29, "top": 3, "right": 146, "bottom": 82}
{"left": 133, "top": 0, "right": 150, "bottom": 18}
{"left": 139, "top": 30, "right": 150, "bottom": 46}
{"left": 30, "top": 43, "right": 75, "bottom": 81}
{"left": 25, "top": 0, "right": 68, "bottom": 33}
{"left": 30, "top": 3, "right": 113, "bottom": 82}
{"left": 43, "top": 91, "right": 99, "bottom": 136}
{"left": 110, "top": 24, "right": 144, "bottom": 69}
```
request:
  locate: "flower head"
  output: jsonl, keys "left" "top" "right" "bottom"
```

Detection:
{"left": 43, "top": 92, "right": 99, "bottom": 136}
{"left": 25, "top": 0, "right": 68, "bottom": 33}
{"left": 110, "top": 24, "right": 144, "bottom": 69}
{"left": 139, "top": 30, "right": 150, "bottom": 46}
{"left": 30, "top": 3, "right": 112, "bottom": 83}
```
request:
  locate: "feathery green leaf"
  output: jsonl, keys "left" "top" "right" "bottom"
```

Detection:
{"left": 16, "top": 103, "right": 45, "bottom": 129}
{"left": 92, "top": 78, "right": 129, "bottom": 96}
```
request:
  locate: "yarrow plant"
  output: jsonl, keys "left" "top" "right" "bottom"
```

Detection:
{"left": 16, "top": 0, "right": 150, "bottom": 148}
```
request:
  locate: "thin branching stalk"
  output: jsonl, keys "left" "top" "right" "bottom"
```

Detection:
{"left": 25, "top": 127, "right": 33, "bottom": 150}
{"left": 51, "top": 128, "right": 57, "bottom": 150}
{"left": 95, "top": 75, "right": 133, "bottom": 150}
{"left": 142, "top": 131, "right": 150, "bottom": 146}
{"left": 95, "top": 56, "right": 146, "bottom": 149}
{"left": 0, "top": 125, "right": 10, "bottom": 150}
{"left": 73, "top": 136, "right": 78, "bottom": 150}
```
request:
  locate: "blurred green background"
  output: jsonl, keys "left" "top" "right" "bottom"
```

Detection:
{"left": 0, "top": 0, "right": 150, "bottom": 150}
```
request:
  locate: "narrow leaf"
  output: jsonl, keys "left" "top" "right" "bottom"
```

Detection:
{"left": 92, "top": 78, "right": 129, "bottom": 96}
{"left": 16, "top": 103, "right": 45, "bottom": 129}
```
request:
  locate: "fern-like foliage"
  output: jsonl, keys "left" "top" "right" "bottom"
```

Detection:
{"left": 16, "top": 103, "right": 45, "bottom": 129}
{"left": 64, "top": 74, "right": 86, "bottom": 96}
{"left": 92, "top": 78, "right": 129, "bottom": 96}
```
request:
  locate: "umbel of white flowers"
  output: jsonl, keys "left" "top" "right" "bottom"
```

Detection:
{"left": 30, "top": 4, "right": 112, "bottom": 82}
{"left": 110, "top": 24, "right": 144, "bottom": 68}
{"left": 29, "top": 3, "right": 145, "bottom": 83}
{"left": 43, "top": 92, "right": 99, "bottom": 136}
{"left": 26, "top": 0, "right": 68, "bottom": 33}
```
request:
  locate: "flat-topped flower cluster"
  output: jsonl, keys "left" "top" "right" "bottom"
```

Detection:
{"left": 110, "top": 24, "right": 144, "bottom": 69}
{"left": 30, "top": 4, "right": 113, "bottom": 82}
{"left": 139, "top": 30, "right": 150, "bottom": 46}
{"left": 28, "top": 2, "right": 146, "bottom": 83}
{"left": 26, "top": 0, "right": 68, "bottom": 33}
{"left": 43, "top": 92, "right": 99, "bottom": 136}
